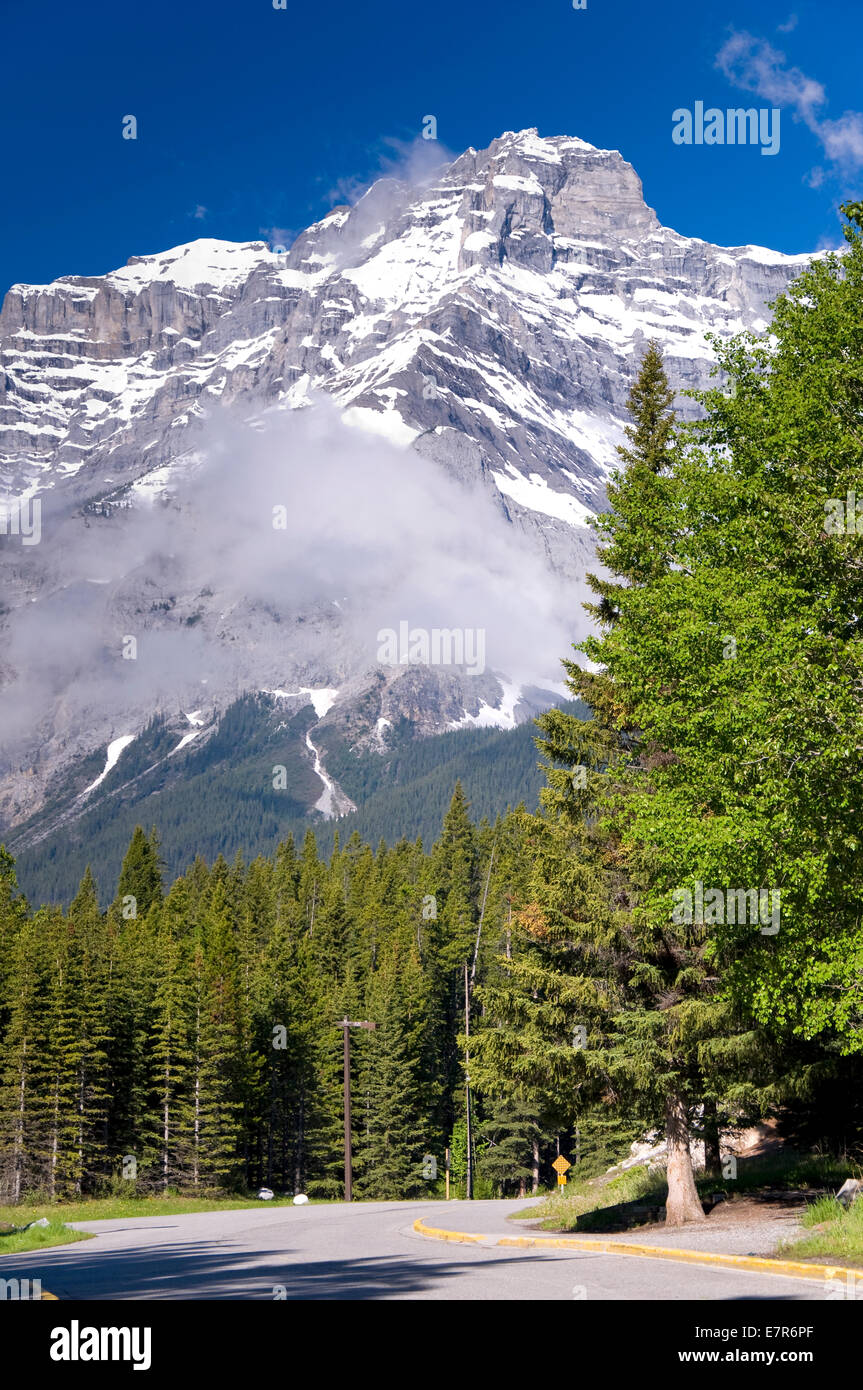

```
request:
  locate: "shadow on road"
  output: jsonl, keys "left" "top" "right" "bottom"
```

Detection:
{"left": 1, "top": 1237, "right": 554, "bottom": 1300}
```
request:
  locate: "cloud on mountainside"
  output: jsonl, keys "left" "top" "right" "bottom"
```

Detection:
{"left": 0, "top": 398, "right": 584, "bottom": 758}
{"left": 322, "top": 133, "right": 456, "bottom": 208}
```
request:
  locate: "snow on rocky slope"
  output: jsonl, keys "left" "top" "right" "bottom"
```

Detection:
{"left": 0, "top": 130, "right": 809, "bottom": 513}
{"left": 0, "top": 129, "right": 813, "bottom": 829}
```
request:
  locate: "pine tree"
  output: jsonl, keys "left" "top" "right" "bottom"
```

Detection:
{"left": 354, "top": 935, "right": 428, "bottom": 1199}
{"left": 253, "top": 921, "right": 325, "bottom": 1192}
{"left": 33, "top": 904, "right": 106, "bottom": 1198}
{"left": 429, "top": 782, "right": 478, "bottom": 973}
{"left": 63, "top": 871, "right": 113, "bottom": 1194}
{"left": 0, "top": 911, "right": 47, "bottom": 1201}
{"left": 476, "top": 1098, "right": 550, "bottom": 1197}
{"left": 115, "top": 826, "right": 164, "bottom": 921}
{"left": 103, "top": 896, "right": 158, "bottom": 1181}
{"left": 0, "top": 848, "right": 34, "bottom": 1200}
{"left": 193, "top": 884, "right": 244, "bottom": 1189}
{"left": 475, "top": 346, "right": 726, "bottom": 1225}
{"left": 148, "top": 914, "right": 195, "bottom": 1191}
{"left": 423, "top": 784, "right": 481, "bottom": 1149}
{"left": 0, "top": 846, "right": 29, "bottom": 1036}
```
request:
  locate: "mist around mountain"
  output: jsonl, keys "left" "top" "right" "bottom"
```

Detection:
{"left": 0, "top": 129, "right": 813, "bottom": 879}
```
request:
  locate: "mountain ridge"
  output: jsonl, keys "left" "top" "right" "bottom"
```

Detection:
{"left": 0, "top": 128, "right": 814, "bottom": 842}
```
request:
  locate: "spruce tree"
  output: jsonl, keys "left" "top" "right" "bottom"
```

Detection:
{"left": 476, "top": 1098, "right": 550, "bottom": 1197}
{"left": 354, "top": 935, "right": 428, "bottom": 1199}
{"left": 148, "top": 914, "right": 195, "bottom": 1191}
{"left": 194, "top": 884, "right": 244, "bottom": 1189}
{"left": 115, "top": 826, "right": 164, "bottom": 921}
{"left": 0, "top": 911, "right": 47, "bottom": 1200}
{"left": 476, "top": 345, "right": 725, "bottom": 1224}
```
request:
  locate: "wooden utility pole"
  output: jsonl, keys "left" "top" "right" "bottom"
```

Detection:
{"left": 461, "top": 839, "right": 494, "bottom": 1200}
{"left": 337, "top": 1018, "right": 375, "bottom": 1201}
{"left": 464, "top": 963, "right": 473, "bottom": 1200}
{"left": 470, "top": 842, "right": 495, "bottom": 983}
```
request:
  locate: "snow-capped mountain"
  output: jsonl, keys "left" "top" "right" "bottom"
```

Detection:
{"left": 0, "top": 129, "right": 812, "bottom": 836}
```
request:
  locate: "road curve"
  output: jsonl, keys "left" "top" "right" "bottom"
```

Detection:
{"left": 1, "top": 1199, "right": 828, "bottom": 1300}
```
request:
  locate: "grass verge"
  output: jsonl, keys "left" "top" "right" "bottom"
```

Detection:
{"left": 782, "top": 1196, "right": 863, "bottom": 1269}
{"left": 519, "top": 1165, "right": 665, "bottom": 1232}
{"left": 0, "top": 1219, "right": 92, "bottom": 1255}
{"left": 0, "top": 1193, "right": 315, "bottom": 1252}
{"left": 520, "top": 1151, "right": 854, "bottom": 1235}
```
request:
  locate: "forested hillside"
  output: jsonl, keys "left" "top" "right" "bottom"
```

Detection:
{"left": 11, "top": 699, "right": 588, "bottom": 909}
{"left": 0, "top": 796, "right": 641, "bottom": 1202}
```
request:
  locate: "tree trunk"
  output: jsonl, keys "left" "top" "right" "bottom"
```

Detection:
{"left": 13, "top": 1040, "right": 26, "bottom": 1203}
{"left": 294, "top": 1094, "right": 304, "bottom": 1194}
{"left": 50, "top": 1081, "right": 59, "bottom": 1200}
{"left": 193, "top": 1005, "right": 201, "bottom": 1188}
{"left": 163, "top": 1063, "right": 170, "bottom": 1191}
{"left": 664, "top": 1091, "right": 706, "bottom": 1225}
{"left": 702, "top": 1096, "right": 721, "bottom": 1177}
{"left": 76, "top": 1067, "right": 85, "bottom": 1196}
{"left": 531, "top": 1136, "right": 540, "bottom": 1194}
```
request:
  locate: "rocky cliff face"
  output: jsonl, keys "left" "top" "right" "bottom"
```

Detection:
{"left": 0, "top": 129, "right": 813, "bottom": 831}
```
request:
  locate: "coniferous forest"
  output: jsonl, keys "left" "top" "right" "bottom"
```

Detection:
{"left": 2, "top": 205, "right": 863, "bottom": 1219}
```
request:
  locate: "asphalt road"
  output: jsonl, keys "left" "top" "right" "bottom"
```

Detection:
{"left": 2, "top": 1199, "right": 830, "bottom": 1300}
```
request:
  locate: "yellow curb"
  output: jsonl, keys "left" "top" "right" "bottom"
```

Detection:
{"left": 413, "top": 1218, "right": 859, "bottom": 1285}
{"left": 413, "top": 1219, "right": 487, "bottom": 1245}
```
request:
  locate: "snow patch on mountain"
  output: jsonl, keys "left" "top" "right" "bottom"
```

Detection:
{"left": 448, "top": 676, "right": 571, "bottom": 732}
{"left": 171, "top": 729, "right": 202, "bottom": 755}
{"left": 450, "top": 679, "right": 524, "bottom": 730}
{"left": 304, "top": 728, "right": 356, "bottom": 818}
{"left": 492, "top": 464, "right": 595, "bottom": 527}
{"left": 83, "top": 735, "right": 135, "bottom": 795}
{"left": 263, "top": 687, "right": 340, "bottom": 718}
{"left": 341, "top": 405, "right": 420, "bottom": 446}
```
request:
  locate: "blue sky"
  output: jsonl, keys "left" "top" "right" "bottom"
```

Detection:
{"left": 2, "top": 0, "right": 861, "bottom": 293}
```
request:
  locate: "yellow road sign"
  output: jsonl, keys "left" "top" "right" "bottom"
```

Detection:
{"left": 552, "top": 1155, "right": 571, "bottom": 1175}
{"left": 557, "top": 1174, "right": 567, "bottom": 1186}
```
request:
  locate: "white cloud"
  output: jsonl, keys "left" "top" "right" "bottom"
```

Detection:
{"left": 0, "top": 398, "right": 585, "bottom": 755}
{"left": 716, "top": 29, "right": 863, "bottom": 176}
{"left": 261, "top": 225, "right": 294, "bottom": 251}
{"left": 323, "top": 134, "right": 455, "bottom": 209}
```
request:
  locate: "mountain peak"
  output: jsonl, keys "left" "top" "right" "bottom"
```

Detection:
{"left": 440, "top": 126, "right": 658, "bottom": 241}
{"left": 491, "top": 127, "right": 611, "bottom": 159}
{"left": 0, "top": 127, "right": 815, "bottom": 835}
